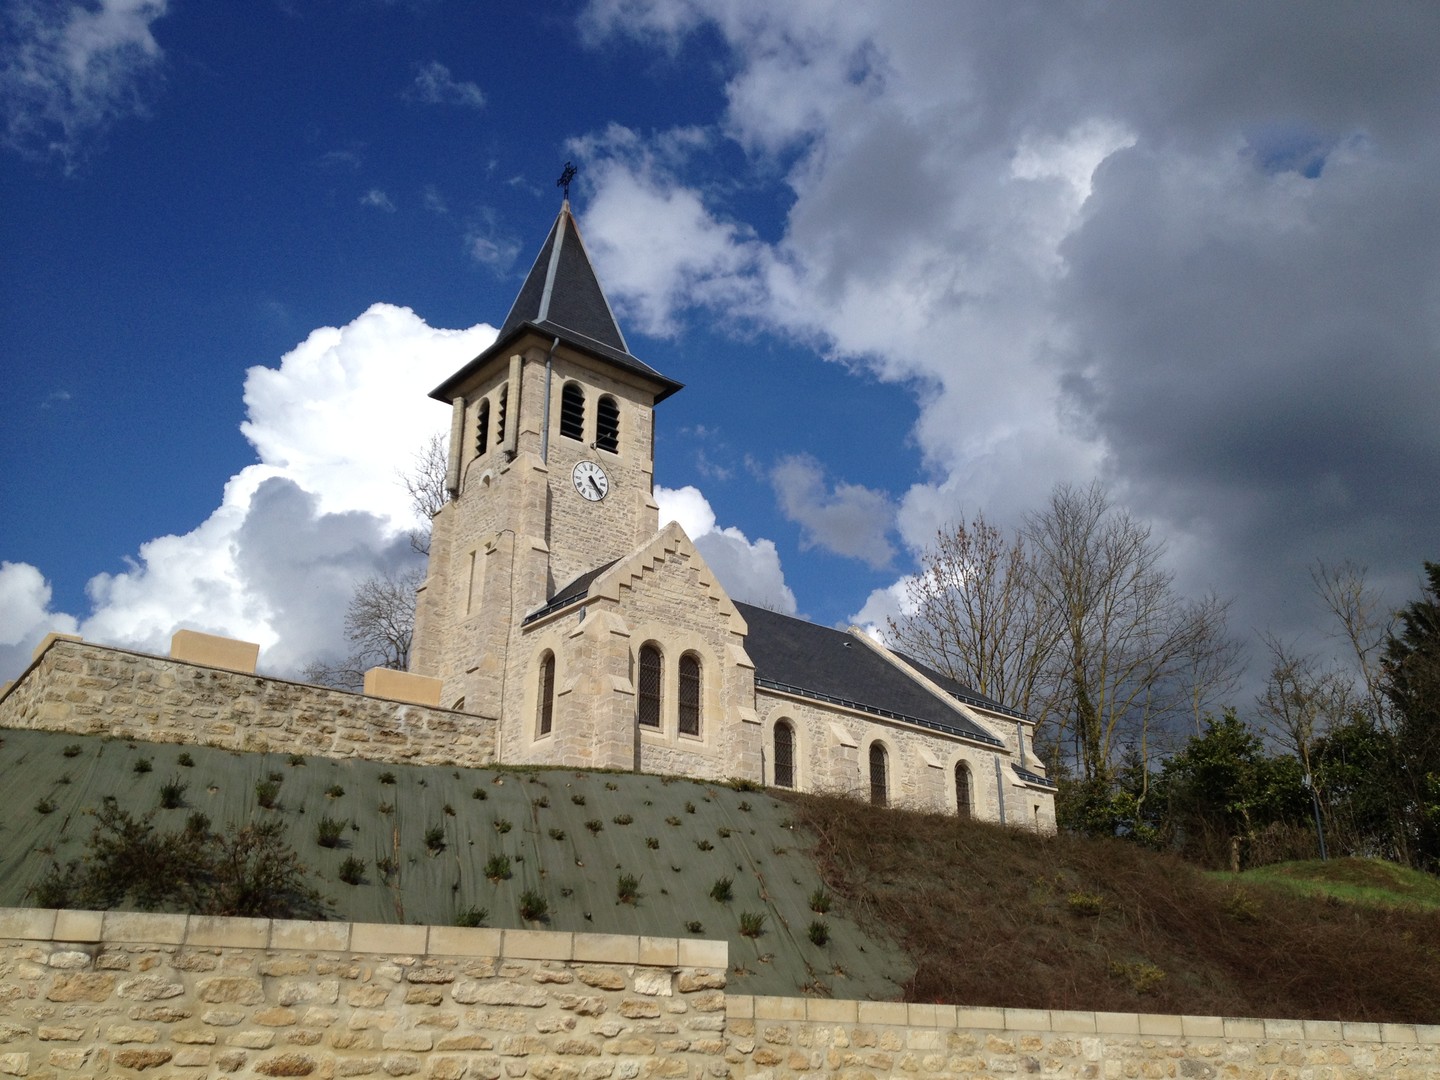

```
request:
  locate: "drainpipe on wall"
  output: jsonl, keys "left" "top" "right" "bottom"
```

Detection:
{"left": 993, "top": 756, "right": 1007, "bottom": 825}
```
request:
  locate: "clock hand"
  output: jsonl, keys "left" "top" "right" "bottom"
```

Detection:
{"left": 588, "top": 476, "right": 603, "bottom": 496}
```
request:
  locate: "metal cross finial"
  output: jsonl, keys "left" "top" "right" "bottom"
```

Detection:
{"left": 557, "top": 161, "right": 577, "bottom": 200}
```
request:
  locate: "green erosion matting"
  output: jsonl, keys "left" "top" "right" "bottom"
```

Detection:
{"left": 0, "top": 729, "right": 910, "bottom": 999}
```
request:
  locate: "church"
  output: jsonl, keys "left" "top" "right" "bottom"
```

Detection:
{"left": 406, "top": 197, "right": 1056, "bottom": 827}
{"left": 0, "top": 197, "right": 1055, "bottom": 829}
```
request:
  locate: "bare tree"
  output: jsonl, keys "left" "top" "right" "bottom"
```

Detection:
{"left": 891, "top": 483, "right": 1239, "bottom": 781}
{"left": 1255, "top": 633, "right": 1356, "bottom": 773}
{"left": 1023, "top": 482, "right": 1239, "bottom": 780}
{"left": 888, "top": 511, "right": 1064, "bottom": 728}
{"left": 402, "top": 431, "right": 449, "bottom": 555}
{"left": 1311, "top": 559, "right": 1394, "bottom": 727}
{"left": 304, "top": 566, "right": 423, "bottom": 692}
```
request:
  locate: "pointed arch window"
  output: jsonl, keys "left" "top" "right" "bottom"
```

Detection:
{"left": 678, "top": 653, "right": 702, "bottom": 737}
{"left": 869, "top": 742, "right": 889, "bottom": 806}
{"left": 773, "top": 721, "right": 795, "bottom": 789}
{"left": 560, "top": 382, "right": 585, "bottom": 441}
{"left": 955, "top": 762, "right": 972, "bottom": 819}
{"left": 637, "top": 644, "right": 662, "bottom": 728}
{"left": 537, "top": 651, "right": 555, "bottom": 737}
{"left": 596, "top": 395, "right": 620, "bottom": 453}
{"left": 475, "top": 398, "right": 490, "bottom": 457}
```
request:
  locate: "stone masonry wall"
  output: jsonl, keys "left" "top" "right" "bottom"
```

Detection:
{"left": 724, "top": 995, "right": 1440, "bottom": 1080}
{"left": 3, "top": 909, "right": 1438, "bottom": 1079}
{"left": 0, "top": 639, "right": 498, "bottom": 769}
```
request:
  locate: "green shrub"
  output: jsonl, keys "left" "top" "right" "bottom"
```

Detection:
{"left": 455, "top": 906, "right": 489, "bottom": 927}
{"left": 571, "top": 794, "right": 586, "bottom": 806}
{"left": 255, "top": 780, "right": 281, "bottom": 809}
{"left": 685, "top": 920, "right": 704, "bottom": 933}
{"left": 472, "top": 787, "right": 488, "bottom": 800}
{"left": 518, "top": 889, "right": 548, "bottom": 922}
{"left": 617, "top": 873, "right": 642, "bottom": 905}
{"left": 695, "top": 839, "right": 713, "bottom": 851}
{"left": 484, "top": 854, "right": 512, "bottom": 882}
{"left": 684, "top": 801, "right": 696, "bottom": 814}
{"left": 425, "top": 825, "right": 446, "bottom": 853}
{"left": 159, "top": 777, "right": 188, "bottom": 810}
{"left": 338, "top": 856, "right": 365, "bottom": 885}
{"left": 738, "top": 911, "right": 767, "bottom": 938}
{"left": 35, "top": 797, "right": 56, "bottom": 815}
{"left": 645, "top": 837, "right": 660, "bottom": 849}
{"left": 133, "top": 758, "right": 153, "bottom": 774}
{"left": 709, "top": 876, "right": 733, "bottom": 902}
{"left": 807, "top": 920, "right": 830, "bottom": 946}
{"left": 493, "top": 818, "right": 512, "bottom": 834}
{"left": 1110, "top": 959, "right": 1166, "bottom": 995}
{"left": 808, "top": 886, "right": 832, "bottom": 914}
{"left": 325, "top": 784, "right": 344, "bottom": 798}
{"left": 62, "top": 744, "right": 81, "bottom": 758}
{"left": 548, "top": 828, "right": 566, "bottom": 841}
{"left": 665, "top": 816, "right": 681, "bottom": 826}
{"left": 1067, "top": 891, "right": 1105, "bottom": 917}
{"left": 380, "top": 771, "right": 396, "bottom": 785}
{"left": 613, "top": 813, "right": 633, "bottom": 826}
{"left": 177, "top": 752, "right": 194, "bottom": 767}
{"left": 288, "top": 753, "right": 305, "bottom": 766}
{"left": 316, "top": 817, "right": 345, "bottom": 848}
{"left": 585, "top": 819, "right": 603, "bottom": 834}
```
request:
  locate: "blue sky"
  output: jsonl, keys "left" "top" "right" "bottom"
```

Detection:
{"left": 4, "top": 1, "right": 1440, "bottom": 701}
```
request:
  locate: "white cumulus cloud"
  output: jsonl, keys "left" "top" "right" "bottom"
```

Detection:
{"left": 657, "top": 485, "right": 797, "bottom": 615}
{"left": 0, "top": 305, "right": 496, "bottom": 681}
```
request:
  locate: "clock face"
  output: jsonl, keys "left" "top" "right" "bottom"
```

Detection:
{"left": 572, "top": 460, "right": 610, "bottom": 502}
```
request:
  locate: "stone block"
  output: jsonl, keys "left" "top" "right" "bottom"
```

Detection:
{"left": 753, "top": 997, "right": 805, "bottom": 1021}
{"left": 103, "top": 911, "right": 188, "bottom": 944}
{"left": 270, "top": 919, "right": 350, "bottom": 953}
{"left": 503, "top": 929, "right": 573, "bottom": 961}
{"left": 676, "top": 939, "right": 727, "bottom": 970}
{"left": 573, "top": 933, "right": 638, "bottom": 964}
{"left": 187, "top": 916, "right": 270, "bottom": 949}
{"left": 637, "top": 936, "right": 678, "bottom": 968}
{"left": 858, "top": 1001, "right": 909, "bottom": 1026}
{"left": 954, "top": 1006, "right": 1006, "bottom": 1030}
{"left": 171, "top": 629, "right": 260, "bottom": 673}
{"left": 1052, "top": 1011, "right": 1099, "bottom": 1034}
{"left": 1304, "top": 1019, "right": 1344, "bottom": 1041}
{"left": 1003, "top": 1008, "right": 1051, "bottom": 1032}
{"left": 32, "top": 632, "right": 82, "bottom": 661}
{"left": 1380, "top": 1023, "right": 1419, "bottom": 1043}
{"left": 1137, "top": 1013, "right": 1184, "bottom": 1036}
{"left": 0, "top": 908, "right": 58, "bottom": 941}
{"left": 427, "top": 925, "right": 503, "bottom": 958}
{"left": 364, "top": 668, "right": 443, "bottom": 706}
{"left": 351, "top": 922, "right": 428, "bottom": 956}
{"left": 1180, "top": 1015, "right": 1224, "bottom": 1038}
{"left": 1222, "top": 1018, "right": 1266, "bottom": 1039}
{"left": 725, "top": 995, "right": 754, "bottom": 1020}
{"left": 1342, "top": 1022, "right": 1382, "bottom": 1042}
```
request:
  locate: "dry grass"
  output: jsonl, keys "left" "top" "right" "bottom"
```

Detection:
{"left": 786, "top": 791, "right": 1440, "bottom": 1023}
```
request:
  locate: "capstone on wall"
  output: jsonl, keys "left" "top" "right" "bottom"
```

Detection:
{"left": 0, "top": 639, "right": 498, "bottom": 769}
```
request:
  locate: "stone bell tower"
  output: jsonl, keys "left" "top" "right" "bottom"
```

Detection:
{"left": 409, "top": 197, "right": 683, "bottom": 726}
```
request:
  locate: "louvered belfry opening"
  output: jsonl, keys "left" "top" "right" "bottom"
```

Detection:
{"left": 637, "top": 644, "right": 662, "bottom": 728}
{"left": 678, "top": 653, "right": 701, "bottom": 736}
{"left": 596, "top": 395, "right": 620, "bottom": 452}
{"left": 495, "top": 384, "right": 507, "bottom": 444}
{"left": 869, "top": 742, "right": 889, "bottom": 806}
{"left": 475, "top": 398, "right": 490, "bottom": 456}
{"left": 560, "top": 382, "right": 585, "bottom": 441}
{"left": 774, "top": 722, "right": 795, "bottom": 788}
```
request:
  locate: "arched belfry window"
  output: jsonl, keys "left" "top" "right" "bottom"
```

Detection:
{"left": 773, "top": 721, "right": 795, "bottom": 789}
{"left": 596, "top": 395, "right": 620, "bottom": 453}
{"left": 637, "top": 644, "right": 662, "bottom": 728}
{"left": 560, "top": 382, "right": 585, "bottom": 441}
{"left": 495, "top": 385, "right": 508, "bottom": 445}
{"left": 869, "top": 743, "right": 889, "bottom": 806}
{"left": 678, "top": 653, "right": 702, "bottom": 737}
{"left": 537, "top": 652, "right": 555, "bottom": 737}
{"left": 955, "top": 762, "right": 972, "bottom": 819}
{"left": 475, "top": 398, "right": 490, "bottom": 457}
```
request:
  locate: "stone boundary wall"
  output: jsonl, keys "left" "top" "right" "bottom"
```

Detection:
{"left": 724, "top": 994, "right": 1440, "bottom": 1079}
{"left": 3, "top": 909, "right": 1439, "bottom": 1080}
{"left": 0, "top": 638, "right": 498, "bottom": 768}
{"left": 0, "top": 908, "right": 729, "bottom": 1078}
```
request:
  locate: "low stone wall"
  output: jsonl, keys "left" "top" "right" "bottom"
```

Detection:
{"left": 0, "top": 638, "right": 497, "bottom": 768}
{"left": 0, "top": 909, "right": 728, "bottom": 1078}
{"left": 3, "top": 908, "right": 1439, "bottom": 1079}
{"left": 724, "top": 995, "right": 1440, "bottom": 1078}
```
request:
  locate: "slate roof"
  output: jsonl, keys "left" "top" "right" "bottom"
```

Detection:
{"left": 734, "top": 602, "right": 1006, "bottom": 747}
{"left": 431, "top": 202, "right": 683, "bottom": 403}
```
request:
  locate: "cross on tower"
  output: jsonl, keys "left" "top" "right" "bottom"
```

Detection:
{"left": 557, "top": 161, "right": 577, "bottom": 200}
